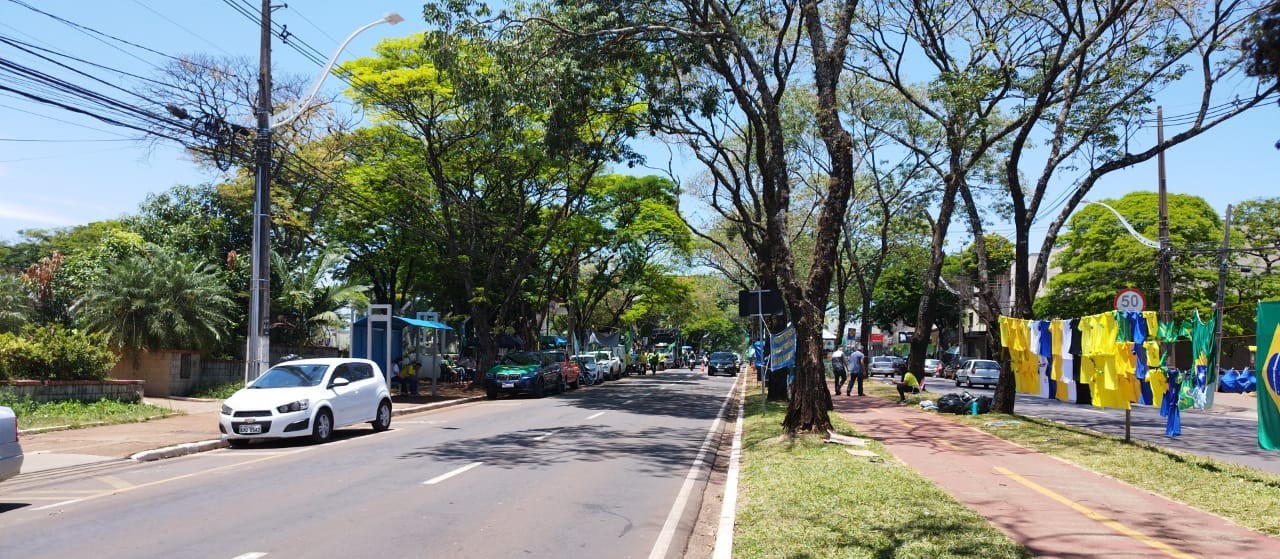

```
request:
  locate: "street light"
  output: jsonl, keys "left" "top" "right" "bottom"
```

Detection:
{"left": 245, "top": 5, "right": 403, "bottom": 383}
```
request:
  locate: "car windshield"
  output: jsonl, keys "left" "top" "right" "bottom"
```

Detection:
{"left": 501, "top": 352, "right": 540, "bottom": 366}
{"left": 710, "top": 352, "right": 735, "bottom": 360}
{"left": 574, "top": 356, "right": 596, "bottom": 365}
{"left": 250, "top": 364, "right": 328, "bottom": 388}
{"left": 594, "top": 352, "right": 611, "bottom": 360}
{"left": 872, "top": 357, "right": 893, "bottom": 362}
{"left": 972, "top": 361, "right": 1000, "bottom": 370}
{"left": 543, "top": 351, "right": 568, "bottom": 362}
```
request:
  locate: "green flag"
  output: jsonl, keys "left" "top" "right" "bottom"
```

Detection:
{"left": 1258, "top": 301, "right": 1280, "bottom": 450}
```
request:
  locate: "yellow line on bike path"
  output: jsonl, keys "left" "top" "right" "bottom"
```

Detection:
{"left": 994, "top": 466, "right": 1196, "bottom": 559}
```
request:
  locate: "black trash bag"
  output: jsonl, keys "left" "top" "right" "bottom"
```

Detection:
{"left": 936, "top": 393, "right": 964, "bottom": 414}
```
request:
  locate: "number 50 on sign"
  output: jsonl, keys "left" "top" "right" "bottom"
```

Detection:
{"left": 1114, "top": 288, "right": 1146, "bottom": 312}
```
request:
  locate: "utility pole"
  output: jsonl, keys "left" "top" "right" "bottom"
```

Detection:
{"left": 246, "top": 0, "right": 274, "bottom": 383}
{"left": 1150, "top": 106, "right": 1173, "bottom": 443}
{"left": 1209, "top": 204, "right": 1234, "bottom": 408}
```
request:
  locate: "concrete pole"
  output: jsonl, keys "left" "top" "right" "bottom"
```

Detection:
{"left": 246, "top": 0, "right": 273, "bottom": 383}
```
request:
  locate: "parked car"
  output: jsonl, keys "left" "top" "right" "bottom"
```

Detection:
{"left": 573, "top": 354, "right": 604, "bottom": 384}
{"left": 942, "top": 357, "right": 974, "bottom": 379}
{"left": 924, "top": 359, "right": 944, "bottom": 377}
{"left": 707, "top": 351, "right": 739, "bottom": 376}
{"left": 542, "top": 350, "right": 582, "bottom": 388}
{"left": 220, "top": 358, "right": 392, "bottom": 447}
{"left": 891, "top": 356, "right": 908, "bottom": 373}
{"left": 593, "top": 350, "right": 623, "bottom": 380}
{"left": 487, "top": 351, "right": 564, "bottom": 398}
{"left": 1, "top": 406, "right": 23, "bottom": 483}
{"left": 868, "top": 356, "right": 899, "bottom": 377}
{"left": 956, "top": 359, "right": 1002, "bottom": 388}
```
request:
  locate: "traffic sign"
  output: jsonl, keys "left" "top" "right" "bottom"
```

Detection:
{"left": 1114, "top": 288, "right": 1147, "bottom": 312}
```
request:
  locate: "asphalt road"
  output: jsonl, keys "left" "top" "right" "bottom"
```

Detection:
{"left": 903, "top": 375, "right": 1280, "bottom": 474}
{"left": 0, "top": 370, "right": 738, "bottom": 559}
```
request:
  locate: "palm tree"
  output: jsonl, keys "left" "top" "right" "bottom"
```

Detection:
{"left": 271, "top": 248, "right": 369, "bottom": 347}
{"left": 0, "top": 273, "right": 31, "bottom": 333}
{"left": 79, "top": 250, "right": 236, "bottom": 352}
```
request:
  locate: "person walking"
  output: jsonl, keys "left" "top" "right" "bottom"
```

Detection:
{"left": 830, "top": 348, "right": 848, "bottom": 396}
{"left": 847, "top": 347, "right": 866, "bottom": 396}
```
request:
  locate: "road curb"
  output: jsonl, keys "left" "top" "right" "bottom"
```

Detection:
{"left": 122, "top": 396, "right": 486, "bottom": 463}
{"left": 391, "top": 395, "right": 485, "bottom": 417}
{"left": 130, "top": 439, "right": 228, "bottom": 462}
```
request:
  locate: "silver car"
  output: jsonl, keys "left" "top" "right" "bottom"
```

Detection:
{"left": 1, "top": 406, "right": 23, "bottom": 483}
{"left": 956, "top": 359, "right": 1001, "bottom": 388}
{"left": 868, "top": 356, "right": 899, "bottom": 377}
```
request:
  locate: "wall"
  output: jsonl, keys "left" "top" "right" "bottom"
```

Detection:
{"left": 108, "top": 350, "right": 199, "bottom": 398}
{"left": 0, "top": 379, "right": 144, "bottom": 403}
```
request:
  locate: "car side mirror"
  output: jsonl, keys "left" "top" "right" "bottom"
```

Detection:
{"left": 329, "top": 377, "right": 351, "bottom": 389}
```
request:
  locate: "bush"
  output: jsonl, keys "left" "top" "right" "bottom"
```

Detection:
{"left": 0, "top": 325, "right": 118, "bottom": 381}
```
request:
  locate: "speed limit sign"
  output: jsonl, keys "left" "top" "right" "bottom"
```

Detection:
{"left": 1114, "top": 288, "right": 1147, "bottom": 312}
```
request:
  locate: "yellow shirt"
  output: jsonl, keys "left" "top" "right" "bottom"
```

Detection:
{"left": 903, "top": 372, "right": 919, "bottom": 388}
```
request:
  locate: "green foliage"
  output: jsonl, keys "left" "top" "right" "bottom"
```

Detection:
{"left": 957, "top": 234, "right": 1016, "bottom": 280}
{"left": 186, "top": 380, "right": 244, "bottom": 400}
{"left": 78, "top": 248, "right": 236, "bottom": 352}
{"left": 1036, "top": 192, "right": 1222, "bottom": 320}
{"left": 0, "top": 273, "right": 31, "bottom": 333}
{"left": 1245, "top": 2, "right": 1280, "bottom": 82}
{"left": 0, "top": 397, "right": 177, "bottom": 430}
{"left": 271, "top": 248, "right": 369, "bottom": 347}
{"left": 0, "top": 325, "right": 117, "bottom": 381}
{"left": 870, "top": 245, "right": 962, "bottom": 331}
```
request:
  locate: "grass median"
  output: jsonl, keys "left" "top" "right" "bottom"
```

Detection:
{"left": 862, "top": 378, "right": 1280, "bottom": 536}
{"left": 733, "top": 385, "right": 1030, "bottom": 559}
{"left": 1, "top": 397, "right": 181, "bottom": 431}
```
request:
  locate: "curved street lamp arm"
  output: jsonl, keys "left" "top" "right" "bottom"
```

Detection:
{"left": 1080, "top": 199, "right": 1161, "bottom": 250}
{"left": 269, "top": 12, "right": 403, "bottom": 130}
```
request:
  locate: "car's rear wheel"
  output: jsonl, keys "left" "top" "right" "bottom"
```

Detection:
{"left": 311, "top": 409, "right": 334, "bottom": 444}
{"left": 371, "top": 400, "right": 392, "bottom": 432}
{"left": 486, "top": 386, "right": 498, "bottom": 400}
{"left": 227, "top": 438, "right": 250, "bottom": 449}
{"left": 955, "top": 378, "right": 961, "bottom": 387}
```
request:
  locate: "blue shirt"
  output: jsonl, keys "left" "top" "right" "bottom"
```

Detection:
{"left": 848, "top": 350, "right": 865, "bottom": 375}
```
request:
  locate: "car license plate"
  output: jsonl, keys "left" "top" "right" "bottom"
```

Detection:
{"left": 501, "top": 382, "right": 515, "bottom": 389}
{"left": 238, "top": 424, "right": 262, "bottom": 434}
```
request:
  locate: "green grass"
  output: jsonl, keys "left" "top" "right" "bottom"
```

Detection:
{"left": 734, "top": 392, "right": 1031, "bottom": 559}
{"left": 187, "top": 380, "right": 243, "bottom": 400}
{"left": 862, "top": 377, "right": 1280, "bottom": 536}
{"left": 0, "top": 397, "right": 181, "bottom": 430}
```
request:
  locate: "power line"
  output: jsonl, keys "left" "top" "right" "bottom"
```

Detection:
{"left": 129, "top": 0, "right": 235, "bottom": 56}
{"left": 0, "top": 137, "right": 134, "bottom": 142}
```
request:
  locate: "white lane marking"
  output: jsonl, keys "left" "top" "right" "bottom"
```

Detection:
{"left": 32, "top": 499, "right": 83, "bottom": 511}
{"left": 649, "top": 377, "right": 737, "bottom": 559}
{"left": 230, "top": 553, "right": 268, "bottom": 559}
{"left": 422, "top": 462, "right": 484, "bottom": 485}
{"left": 534, "top": 429, "right": 559, "bottom": 441}
{"left": 712, "top": 374, "right": 747, "bottom": 559}
{"left": 586, "top": 412, "right": 606, "bottom": 420}
{"left": 622, "top": 400, "right": 633, "bottom": 405}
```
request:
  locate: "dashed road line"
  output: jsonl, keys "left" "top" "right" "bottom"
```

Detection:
{"left": 586, "top": 411, "right": 605, "bottom": 420}
{"left": 994, "top": 466, "right": 1196, "bottom": 559}
{"left": 533, "top": 430, "right": 559, "bottom": 441}
{"left": 31, "top": 498, "right": 83, "bottom": 511}
{"left": 230, "top": 553, "right": 268, "bottom": 559}
{"left": 423, "top": 462, "right": 483, "bottom": 485}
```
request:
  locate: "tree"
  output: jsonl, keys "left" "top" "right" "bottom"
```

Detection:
{"left": 1245, "top": 1, "right": 1280, "bottom": 83}
{"left": 869, "top": 245, "right": 962, "bottom": 336}
{"left": 0, "top": 273, "right": 31, "bottom": 333}
{"left": 1035, "top": 192, "right": 1222, "bottom": 321}
{"left": 341, "top": 18, "right": 646, "bottom": 374}
{"left": 270, "top": 248, "right": 369, "bottom": 348}
{"left": 79, "top": 248, "right": 236, "bottom": 352}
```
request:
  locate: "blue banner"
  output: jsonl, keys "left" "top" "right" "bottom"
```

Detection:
{"left": 770, "top": 327, "right": 796, "bottom": 371}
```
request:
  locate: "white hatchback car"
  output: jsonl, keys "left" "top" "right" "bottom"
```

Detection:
{"left": 219, "top": 358, "right": 392, "bottom": 447}
{"left": 1, "top": 406, "right": 23, "bottom": 483}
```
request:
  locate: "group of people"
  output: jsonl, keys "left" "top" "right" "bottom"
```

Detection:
{"left": 830, "top": 348, "right": 920, "bottom": 402}
{"left": 391, "top": 354, "right": 478, "bottom": 396}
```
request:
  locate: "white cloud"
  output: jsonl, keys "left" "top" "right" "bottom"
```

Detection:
{"left": 0, "top": 200, "right": 78, "bottom": 228}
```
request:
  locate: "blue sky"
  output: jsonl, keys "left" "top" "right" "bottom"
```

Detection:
{"left": 1, "top": 1, "right": 1277, "bottom": 247}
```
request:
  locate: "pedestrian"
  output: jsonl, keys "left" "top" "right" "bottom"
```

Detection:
{"left": 400, "top": 360, "right": 420, "bottom": 396}
{"left": 847, "top": 347, "right": 866, "bottom": 396}
{"left": 894, "top": 370, "right": 920, "bottom": 403}
{"left": 830, "top": 348, "right": 848, "bottom": 395}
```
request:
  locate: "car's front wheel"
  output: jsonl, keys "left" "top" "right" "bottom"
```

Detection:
{"left": 371, "top": 400, "right": 392, "bottom": 432}
{"left": 955, "top": 377, "right": 961, "bottom": 387}
{"left": 311, "top": 409, "right": 334, "bottom": 444}
{"left": 486, "top": 386, "right": 498, "bottom": 400}
{"left": 227, "top": 438, "right": 250, "bottom": 449}
{"left": 533, "top": 378, "right": 545, "bottom": 398}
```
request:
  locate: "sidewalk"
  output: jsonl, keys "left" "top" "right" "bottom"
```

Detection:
{"left": 832, "top": 392, "right": 1280, "bottom": 558}
{"left": 16, "top": 392, "right": 483, "bottom": 476}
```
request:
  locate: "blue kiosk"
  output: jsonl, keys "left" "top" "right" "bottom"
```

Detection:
{"left": 351, "top": 304, "right": 453, "bottom": 393}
